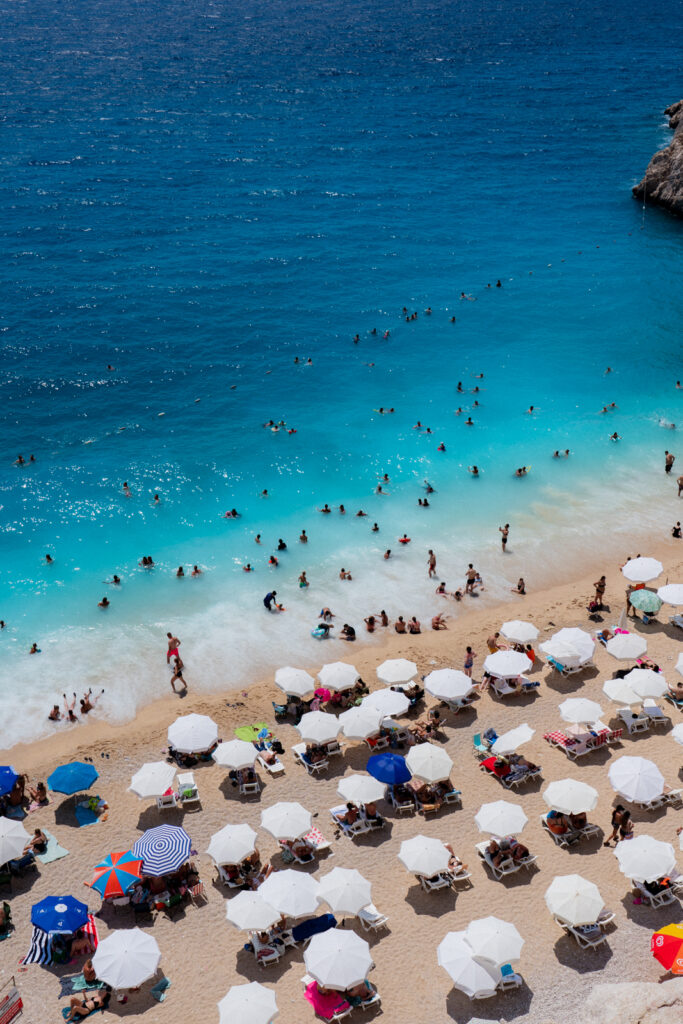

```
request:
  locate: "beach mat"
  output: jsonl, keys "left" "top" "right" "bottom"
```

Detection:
{"left": 75, "top": 804, "right": 99, "bottom": 827}
{"left": 36, "top": 830, "right": 69, "bottom": 864}
{"left": 59, "top": 974, "right": 105, "bottom": 997}
{"left": 151, "top": 977, "right": 171, "bottom": 1002}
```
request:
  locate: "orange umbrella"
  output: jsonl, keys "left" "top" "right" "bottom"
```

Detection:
{"left": 651, "top": 923, "right": 683, "bottom": 974}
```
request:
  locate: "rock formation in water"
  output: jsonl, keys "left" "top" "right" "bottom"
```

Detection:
{"left": 633, "top": 101, "right": 683, "bottom": 217}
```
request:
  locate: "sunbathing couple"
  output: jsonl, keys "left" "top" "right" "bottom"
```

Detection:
{"left": 413, "top": 778, "right": 455, "bottom": 814}
{"left": 340, "top": 801, "right": 385, "bottom": 827}
{"left": 486, "top": 836, "right": 530, "bottom": 867}
{"left": 546, "top": 809, "right": 587, "bottom": 843}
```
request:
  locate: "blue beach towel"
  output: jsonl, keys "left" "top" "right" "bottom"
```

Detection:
{"left": 151, "top": 977, "right": 171, "bottom": 1002}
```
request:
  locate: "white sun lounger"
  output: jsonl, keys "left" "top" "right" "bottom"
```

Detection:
{"left": 257, "top": 753, "right": 285, "bottom": 775}
{"left": 357, "top": 902, "right": 389, "bottom": 932}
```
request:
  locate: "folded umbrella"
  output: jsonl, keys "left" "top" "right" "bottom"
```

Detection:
{"left": 47, "top": 762, "right": 98, "bottom": 795}
{"left": 92, "top": 928, "right": 161, "bottom": 988}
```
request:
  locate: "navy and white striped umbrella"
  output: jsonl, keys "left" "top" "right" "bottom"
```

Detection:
{"left": 131, "top": 825, "right": 192, "bottom": 877}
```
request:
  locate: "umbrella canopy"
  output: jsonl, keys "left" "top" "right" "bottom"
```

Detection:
{"left": 544, "top": 875, "right": 604, "bottom": 926}
{"left": 622, "top": 668, "right": 668, "bottom": 699}
{"left": 167, "top": 713, "right": 218, "bottom": 754}
{"left": 672, "top": 723, "right": 683, "bottom": 747}
{"left": 490, "top": 723, "right": 534, "bottom": 756}
{"left": 47, "top": 762, "right": 98, "bottom": 795}
{"left": 606, "top": 633, "right": 647, "bottom": 660}
{"left": 0, "top": 818, "right": 30, "bottom": 863}
{"left": 367, "top": 752, "right": 411, "bottom": 786}
{"left": 259, "top": 869, "right": 320, "bottom": 918}
{"left": 295, "top": 711, "right": 340, "bottom": 744}
{"left": 377, "top": 658, "right": 417, "bottom": 684}
{"left": 90, "top": 851, "right": 143, "bottom": 899}
{"left": 622, "top": 557, "right": 663, "bottom": 583}
{"left": 651, "top": 924, "right": 683, "bottom": 976}
{"left": 218, "top": 982, "right": 279, "bottom": 1024}
{"left": 615, "top": 835, "right": 676, "bottom": 883}
{"left": 337, "top": 774, "right": 386, "bottom": 805}
{"left": 677, "top": 653, "right": 683, "bottom": 678}
{"left": 608, "top": 756, "right": 664, "bottom": 803}
{"left": 225, "top": 892, "right": 280, "bottom": 932}
{"left": 92, "top": 928, "right": 161, "bottom": 988}
{"left": 317, "top": 867, "right": 372, "bottom": 916}
{"left": 559, "top": 698, "right": 604, "bottom": 724}
{"left": 129, "top": 762, "right": 176, "bottom": 800}
{"left": 398, "top": 835, "right": 450, "bottom": 876}
{"left": 0, "top": 766, "right": 18, "bottom": 797}
{"left": 261, "top": 802, "right": 312, "bottom": 841}
{"left": 464, "top": 916, "right": 524, "bottom": 968}
{"left": 213, "top": 739, "right": 257, "bottom": 770}
{"left": 405, "top": 743, "right": 453, "bottom": 783}
{"left": 339, "top": 704, "right": 383, "bottom": 740}
{"left": 364, "top": 689, "right": 410, "bottom": 717}
{"left": 274, "top": 666, "right": 315, "bottom": 698}
{"left": 551, "top": 627, "right": 595, "bottom": 663}
{"left": 423, "top": 669, "right": 474, "bottom": 702}
{"left": 318, "top": 662, "right": 358, "bottom": 691}
{"left": 131, "top": 824, "right": 192, "bottom": 876}
{"left": 500, "top": 620, "right": 539, "bottom": 643}
{"left": 31, "top": 895, "right": 89, "bottom": 934}
{"left": 437, "top": 932, "right": 500, "bottom": 998}
{"left": 304, "top": 929, "right": 372, "bottom": 990}
{"left": 602, "top": 677, "right": 640, "bottom": 706}
{"left": 207, "top": 823, "right": 258, "bottom": 865}
{"left": 629, "top": 590, "right": 663, "bottom": 614}
{"left": 474, "top": 800, "right": 528, "bottom": 837}
{"left": 483, "top": 650, "right": 530, "bottom": 678}
{"left": 543, "top": 779, "right": 598, "bottom": 815}
{"left": 539, "top": 638, "right": 583, "bottom": 668}
{"left": 657, "top": 583, "right": 683, "bottom": 606}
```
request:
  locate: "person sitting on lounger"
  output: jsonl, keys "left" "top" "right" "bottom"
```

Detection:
{"left": 546, "top": 810, "right": 579, "bottom": 844}
{"left": 510, "top": 840, "right": 530, "bottom": 863}
{"left": 345, "top": 980, "right": 376, "bottom": 1006}
{"left": 392, "top": 783, "right": 413, "bottom": 804}
{"left": 305, "top": 743, "right": 327, "bottom": 764}
{"left": 82, "top": 960, "right": 98, "bottom": 985}
{"left": 444, "top": 843, "right": 468, "bottom": 874}
{"left": 362, "top": 801, "right": 384, "bottom": 825}
{"left": 413, "top": 782, "right": 443, "bottom": 813}
{"left": 341, "top": 802, "right": 360, "bottom": 825}
{"left": 487, "top": 837, "right": 514, "bottom": 867}
{"left": 64, "top": 987, "right": 111, "bottom": 1020}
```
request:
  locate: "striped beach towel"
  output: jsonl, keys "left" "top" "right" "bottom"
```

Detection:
{"left": 303, "top": 827, "right": 331, "bottom": 852}
{"left": 544, "top": 731, "right": 576, "bottom": 747}
{"left": 83, "top": 913, "right": 99, "bottom": 952}
{"left": 21, "top": 926, "right": 51, "bottom": 965}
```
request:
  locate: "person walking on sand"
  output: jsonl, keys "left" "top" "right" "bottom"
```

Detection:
{"left": 464, "top": 646, "right": 477, "bottom": 678}
{"left": 427, "top": 549, "right": 437, "bottom": 577}
{"left": 499, "top": 523, "right": 509, "bottom": 552}
{"left": 665, "top": 451, "right": 675, "bottom": 474}
{"left": 170, "top": 657, "right": 187, "bottom": 693}
{"left": 593, "top": 575, "right": 606, "bottom": 607}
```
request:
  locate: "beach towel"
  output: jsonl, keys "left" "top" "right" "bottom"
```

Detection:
{"left": 291, "top": 913, "right": 337, "bottom": 944}
{"left": 303, "top": 827, "right": 331, "bottom": 852}
{"left": 21, "top": 925, "right": 52, "bottom": 965}
{"left": 36, "top": 830, "right": 69, "bottom": 864}
{"left": 59, "top": 974, "right": 105, "bottom": 997}
{"left": 28, "top": 799, "right": 50, "bottom": 813}
{"left": 75, "top": 803, "right": 99, "bottom": 827}
{"left": 151, "top": 977, "right": 171, "bottom": 1002}
{"left": 83, "top": 914, "right": 99, "bottom": 952}
{"left": 304, "top": 981, "right": 351, "bottom": 1020}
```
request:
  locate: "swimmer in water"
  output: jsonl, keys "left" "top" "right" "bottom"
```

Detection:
{"left": 676, "top": 381, "right": 682, "bottom": 389}
{"left": 384, "top": 549, "right": 391, "bottom": 559}
{"left": 376, "top": 484, "right": 389, "bottom": 494}
{"left": 455, "top": 407, "right": 463, "bottom": 415}
{"left": 98, "top": 596, "right": 110, "bottom": 608}
{"left": 300, "top": 529, "right": 308, "bottom": 542}
{"left": 269, "top": 555, "right": 279, "bottom": 567}
{"left": 30, "top": 642, "right": 40, "bottom": 654}
{"left": 298, "top": 571, "right": 309, "bottom": 587}
{"left": 15, "top": 455, "right": 25, "bottom": 466}
{"left": 176, "top": 566, "right": 184, "bottom": 577}
{"left": 372, "top": 522, "right": 379, "bottom": 532}
{"left": 192, "top": 565, "right": 202, "bottom": 576}
{"left": 105, "top": 574, "right": 121, "bottom": 585}
{"left": 515, "top": 467, "right": 528, "bottom": 477}
{"left": 610, "top": 432, "right": 620, "bottom": 441}
{"left": 465, "top": 417, "right": 474, "bottom": 425}
{"left": 261, "top": 489, "right": 268, "bottom": 498}
{"left": 468, "top": 465, "right": 479, "bottom": 476}
{"left": 398, "top": 533, "right": 411, "bottom": 545}
{"left": 525, "top": 405, "right": 535, "bottom": 414}
{"left": 450, "top": 316, "right": 456, "bottom": 323}
{"left": 552, "top": 450, "right": 560, "bottom": 458}
{"left": 338, "top": 505, "right": 346, "bottom": 514}
{"left": 339, "top": 568, "right": 352, "bottom": 580}
{"left": 355, "top": 509, "right": 367, "bottom": 517}
{"left": 243, "top": 563, "right": 253, "bottom": 572}
{"left": 424, "top": 480, "right": 434, "bottom": 493}
{"left": 45, "top": 553, "right": 54, "bottom": 564}
{"left": 383, "top": 331, "right": 390, "bottom": 339}
{"left": 605, "top": 367, "right": 612, "bottom": 374}
{"left": 224, "top": 508, "right": 240, "bottom": 518}
{"left": 456, "top": 382, "right": 463, "bottom": 393}
{"left": 123, "top": 482, "right": 131, "bottom": 496}
{"left": 153, "top": 494, "right": 160, "bottom": 503}
{"left": 318, "top": 504, "right": 331, "bottom": 513}
{"left": 437, "top": 443, "right": 446, "bottom": 451}
{"left": 255, "top": 534, "right": 261, "bottom": 544}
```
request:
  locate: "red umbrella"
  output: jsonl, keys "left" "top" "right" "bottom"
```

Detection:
{"left": 90, "top": 851, "right": 143, "bottom": 898}
{"left": 651, "top": 924, "right": 683, "bottom": 974}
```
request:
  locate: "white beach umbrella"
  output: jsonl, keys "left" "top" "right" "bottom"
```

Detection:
{"left": 606, "top": 633, "right": 647, "bottom": 660}
{"left": 490, "top": 723, "right": 534, "bottom": 756}
{"left": 551, "top": 627, "right": 595, "bottom": 664}
{"left": 544, "top": 875, "right": 604, "bottom": 926}
{"left": 337, "top": 774, "right": 386, "bottom": 805}
{"left": 318, "top": 662, "right": 359, "bottom": 691}
{"left": 398, "top": 835, "right": 450, "bottom": 877}
{"left": 483, "top": 650, "right": 530, "bottom": 678}
{"left": 304, "top": 929, "right": 372, "bottom": 991}
{"left": 218, "top": 982, "right": 278, "bottom": 1024}
{"left": 0, "top": 818, "right": 30, "bottom": 863}
{"left": 602, "top": 677, "right": 640, "bottom": 706}
{"left": 622, "top": 557, "right": 663, "bottom": 583}
{"left": 405, "top": 743, "right": 453, "bottom": 783}
{"left": 671, "top": 723, "right": 683, "bottom": 747}
{"left": 129, "top": 762, "right": 176, "bottom": 800}
{"left": 207, "top": 823, "right": 258, "bottom": 865}
{"left": 225, "top": 892, "right": 281, "bottom": 933}
{"left": 259, "top": 869, "right": 320, "bottom": 919}
{"left": 543, "top": 779, "right": 598, "bottom": 815}
{"left": 474, "top": 800, "right": 528, "bottom": 837}
{"left": 558, "top": 698, "right": 604, "bottom": 724}
{"left": 295, "top": 711, "right": 340, "bottom": 744}
{"left": 437, "top": 932, "right": 500, "bottom": 998}
{"left": 424, "top": 668, "right": 474, "bottom": 701}
{"left": 317, "top": 867, "right": 372, "bottom": 916}
{"left": 213, "top": 739, "right": 257, "bottom": 770}
{"left": 167, "top": 713, "right": 218, "bottom": 754}
{"left": 622, "top": 668, "right": 668, "bottom": 699}
{"left": 500, "top": 620, "right": 539, "bottom": 643}
{"left": 615, "top": 835, "right": 676, "bottom": 883}
{"left": 608, "top": 756, "right": 664, "bottom": 803}
{"left": 364, "top": 689, "right": 410, "bottom": 718}
{"left": 260, "top": 802, "right": 312, "bottom": 841}
{"left": 657, "top": 583, "right": 683, "bottom": 606}
{"left": 274, "top": 666, "right": 315, "bottom": 698}
{"left": 339, "top": 704, "right": 383, "bottom": 740}
{"left": 539, "top": 638, "right": 583, "bottom": 669}
{"left": 377, "top": 658, "right": 417, "bottom": 684}
{"left": 92, "top": 928, "right": 161, "bottom": 989}
{"left": 464, "top": 916, "right": 524, "bottom": 968}
{"left": 677, "top": 653, "right": 683, "bottom": 678}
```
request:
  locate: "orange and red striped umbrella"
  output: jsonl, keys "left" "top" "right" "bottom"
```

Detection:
{"left": 651, "top": 924, "right": 683, "bottom": 974}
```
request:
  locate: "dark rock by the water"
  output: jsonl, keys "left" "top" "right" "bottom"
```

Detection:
{"left": 633, "top": 101, "right": 683, "bottom": 217}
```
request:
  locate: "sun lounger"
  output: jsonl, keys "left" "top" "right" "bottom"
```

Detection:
{"left": 217, "top": 865, "right": 243, "bottom": 887}
{"left": 364, "top": 733, "right": 390, "bottom": 751}
{"left": 442, "top": 696, "right": 475, "bottom": 714}
{"left": 357, "top": 902, "right": 389, "bottom": 932}
{"left": 239, "top": 777, "right": 261, "bottom": 797}
{"left": 475, "top": 841, "right": 521, "bottom": 881}
{"left": 641, "top": 700, "right": 670, "bottom": 727}
{"left": 293, "top": 743, "right": 329, "bottom": 776}
{"left": 252, "top": 933, "right": 281, "bottom": 966}
{"left": 417, "top": 872, "right": 453, "bottom": 893}
{"left": 540, "top": 815, "right": 574, "bottom": 848}
{"left": 472, "top": 733, "right": 492, "bottom": 759}
{"left": 554, "top": 915, "right": 607, "bottom": 949}
{"left": 547, "top": 656, "right": 583, "bottom": 677}
{"left": 329, "top": 805, "right": 371, "bottom": 837}
{"left": 597, "top": 908, "right": 616, "bottom": 929}
{"left": 322, "top": 740, "right": 343, "bottom": 758}
{"left": 177, "top": 771, "right": 200, "bottom": 809}
{"left": 303, "top": 826, "right": 333, "bottom": 855}
{"left": 156, "top": 791, "right": 178, "bottom": 811}
{"left": 617, "top": 708, "right": 650, "bottom": 734}
{"left": 670, "top": 614, "right": 683, "bottom": 630}
{"left": 498, "top": 963, "right": 523, "bottom": 991}
{"left": 257, "top": 753, "right": 285, "bottom": 776}
{"left": 502, "top": 766, "right": 542, "bottom": 790}
{"left": 304, "top": 980, "right": 352, "bottom": 1021}
{"left": 665, "top": 692, "right": 683, "bottom": 713}
{"left": 634, "top": 881, "right": 678, "bottom": 908}
{"left": 387, "top": 787, "right": 415, "bottom": 814}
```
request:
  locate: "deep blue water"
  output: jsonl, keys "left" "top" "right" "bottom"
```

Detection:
{"left": 1, "top": 0, "right": 682, "bottom": 741}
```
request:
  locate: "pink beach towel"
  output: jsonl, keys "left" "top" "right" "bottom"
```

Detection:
{"left": 304, "top": 981, "right": 350, "bottom": 1020}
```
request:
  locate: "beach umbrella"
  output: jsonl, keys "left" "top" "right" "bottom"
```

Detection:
{"left": 261, "top": 802, "right": 312, "bottom": 840}
{"left": 218, "top": 982, "right": 279, "bottom": 1024}
{"left": 305, "top": 929, "right": 372, "bottom": 991}
{"left": 491, "top": 723, "right": 534, "bottom": 756}
{"left": 651, "top": 924, "right": 683, "bottom": 976}
{"left": 339, "top": 704, "right": 383, "bottom": 740}
{"left": 367, "top": 752, "right": 411, "bottom": 786}
{"left": 0, "top": 766, "right": 18, "bottom": 797}
{"left": 377, "top": 658, "right": 417, "bottom": 684}
{"left": 629, "top": 590, "right": 663, "bottom": 615}
{"left": 90, "top": 851, "right": 143, "bottom": 899}
{"left": 608, "top": 756, "right": 664, "bottom": 803}
{"left": 622, "top": 557, "right": 663, "bottom": 583}
{"left": 207, "top": 823, "right": 258, "bottom": 865}
{"left": 167, "top": 713, "right": 218, "bottom": 754}
{"left": 274, "top": 666, "right": 315, "bottom": 698}
{"left": 544, "top": 875, "right": 604, "bottom": 926}
{"left": 225, "top": 892, "right": 280, "bottom": 932}
{"left": 602, "top": 677, "right": 640, "bottom": 706}
{"left": 295, "top": 711, "right": 339, "bottom": 744}
{"left": 539, "top": 638, "right": 584, "bottom": 669}
{"left": 0, "top": 818, "right": 30, "bottom": 863}
{"left": 671, "top": 723, "right": 683, "bottom": 747}
{"left": 318, "top": 662, "right": 358, "bottom": 691}
{"left": 437, "top": 932, "right": 500, "bottom": 997}
{"left": 677, "top": 653, "right": 683, "bottom": 678}
{"left": 500, "top": 620, "right": 539, "bottom": 643}
{"left": 657, "top": 584, "right": 683, "bottom": 606}
{"left": 464, "top": 916, "right": 524, "bottom": 968}
{"left": 551, "top": 627, "right": 595, "bottom": 664}
{"left": 364, "top": 688, "right": 410, "bottom": 718}
{"left": 398, "top": 835, "right": 450, "bottom": 876}
{"left": 623, "top": 668, "right": 668, "bottom": 699}
{"left": 213, "top": 739, "right": 257, "bottom": 770}
{"left": 131, "top": 824, "right": 192, "bottom": 876}
{"left": 543, "top": 779, "right": 598, "bottom": 815}
{"left": 474, "top": 800, "right": 528, "bottom": 837}
{"left": 259, "top": 870, "right": 320, "bottom": 919}
{"left": 423, "top": 669, "right": 474, "bottom": 702}
{"left": 92, "top": 928, "right": 161, "bottom": 989}
{"left": 337, "top": 774, "right": 386, "bottom": 805}
{"left": 405, "top": 743, "right": 453, "bottom": 783}
{"left": 615, "top": 835, "right": 676, "bottom": 883}
{"left": 47, "top": 762, "right": 98, "bottom": 795}
{"left": 559, "top": 698, "right": 604, "bottom": 724}
{"left": 314, "top": 688, "right": 332, "bottom": 702}
{"left": 606, "top": 633, "right": 647, "bottom": 660}
{"left": 483, "top": 650, "right": 530, "bottom": 678}
{"left": 129, "top": 762, "right": 176, "bottom": 800}
{"left": 318, "top": 867, "right": 372, "bottom": 916}
{"left": 31, "top": 895, "right": 89, "bottom": 934}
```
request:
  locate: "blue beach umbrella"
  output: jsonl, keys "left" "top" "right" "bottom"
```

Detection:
{"left": 0, "top": 766, "right": 18, "bottom": 797}
{"left": 31, "top": 895, "right": 89, "bottom": 934}
{"left": 47, "top": 762, "right": 99, "bottom": 795}
{"left": 131, "top": 824, "right": 192, "bottom": 877}
{"left": 366, "top": 752, "right": 411, "bottom": 786}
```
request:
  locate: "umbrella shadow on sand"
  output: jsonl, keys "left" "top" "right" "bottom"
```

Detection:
{"left": 135, "top": 804, "right": 180, "bottom": 833}
{"left": 404, "top": 882, "right": 459, "bottom": 917}
{"left": 619, "top": 892, "right": 682, "bottom": 929}
{"left": 552, "top": 933, "right": 613, "bottom": 972}
{"left": 542, "top": 666, "right": 599, "bottom": 695}
{"left": 234, "top": 943, "right": 292, "bottom": 983}
{"left": 446, "top": 980, "right": 532, "bottom": 1021}
{"left": 218, "top": 777, "right": 264, "bottom": 803}
{"left": 53, "top": 797, "right": 86, "bottom": 829}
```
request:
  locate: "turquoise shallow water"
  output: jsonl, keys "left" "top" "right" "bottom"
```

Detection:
{"left": 1, "top": 0, "right": 682, "bottom": 743}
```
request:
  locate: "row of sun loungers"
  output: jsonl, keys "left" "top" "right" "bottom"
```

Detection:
{"left": 543, "top": 729, "right": 622, "bottom": 758}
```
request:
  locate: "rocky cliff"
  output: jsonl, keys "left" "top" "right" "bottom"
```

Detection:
{"left": 584, "top": 978, "right": 683, "bottom": 1024}
{"left": 633, "top": 101, "right": 683, "bottom": 217}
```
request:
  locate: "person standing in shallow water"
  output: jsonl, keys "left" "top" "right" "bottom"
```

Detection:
{"left": 498, "top": 524, "right": 509, "bottom": 552}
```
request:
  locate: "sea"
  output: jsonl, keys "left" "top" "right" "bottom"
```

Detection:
{"left": 1, "top": 0, "right": 682, "bottom": 746}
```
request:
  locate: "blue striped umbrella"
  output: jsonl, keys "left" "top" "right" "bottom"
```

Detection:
{"left": 47, "top": 762, "right": 99, "bottom": 795}
{"left": 0, "top": 766, "right": 18, "bottom": 797}
{"left": 131, "top": 824, "right": 192, "bottom": 877}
